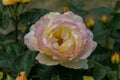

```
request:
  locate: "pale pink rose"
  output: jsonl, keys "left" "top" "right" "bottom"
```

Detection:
{"left": 24, "top": 11, "right": 97, "bottom": 69}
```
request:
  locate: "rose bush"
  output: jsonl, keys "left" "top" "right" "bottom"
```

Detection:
{"left": 24, "top": 11, "right": 97, "bottom": 69}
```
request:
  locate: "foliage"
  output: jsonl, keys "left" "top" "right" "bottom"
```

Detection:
{"left": 0, "top": 0, "right": 120, "bottom": 80}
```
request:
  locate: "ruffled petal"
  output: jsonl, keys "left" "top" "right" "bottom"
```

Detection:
{"left": 88, "top": 30, "right": 93, "bottom": 40}
{"left": 24, "top": 25, "right": 38, "bottom": 51}
{"left": 45, "top": 12, "right": 61, "bottom": 20}
{"left": 64, "top": 11, "right": 83, "bottom": 22}
{"left": 60, "top": 59, "right": 88, "bottom": 69}
{"left": 36, "top": 53, "right": 59, "bottom": 65}
{"left": 79, "top": 40, "right": 97, "bottom": 60}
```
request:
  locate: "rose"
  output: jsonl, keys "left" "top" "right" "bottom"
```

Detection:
{"left": 2, "top": 0, "right": 16, "bottom": 5}
{"left": 24, "top": 11, "right": 97, "bottom": 69}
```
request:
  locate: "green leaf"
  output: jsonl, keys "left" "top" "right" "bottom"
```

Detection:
{"left": 0, "top": 1, "right": 9, "bottom": 30}
{"left": 73, "top": 0, "right": 84, "bottom": 8}
{"left": 93, "top": 21, "right": 108, "bottom": 41}
{"left": 51, "top": 74, "right": 60, "bottom": 80}
{"left": 0, "top": 1, "right": 3, "bottom": 12}
{"left": 114, "top": 0, "right": 120, "bottom": 11}
{"left": 0, "top": 33, "right": 6, "bottom": 41}
{"left": 55, "top": 66, "right": 72, "bottom": 80}
{"left": 0, "top": 13, "right": 9, "bottom": 29}
{"left": 107, "top": 71, "right": 118, "bottom": 80}
{"left": 19, "top": 8, "right": 51, "bottom": 27}
{"left": 110, "top": 13, "right": 120, "bottom": 29}
{"left": 110, "top": 30, "right": 120, "bottom": 39}
{"left": 13, "top": 51, "right": 37, "bottom": 75}
{"left": 118, "top": 64, "right": 120, "bottom": 80}
{"left": 90, "top": 7, "right": 112, "bottom": 15}
{"left": 93, "top": 67, "right": 106, "bottom": 80}
{"left": 5, "top": 30, "right": 22, "bottom": 40}
{"left": 88, "top": 45, "right": 109, "bottom": 64}
{"left": 113, "top": 41, "right": 120, "bottom": 51}
{"left": 67, "top": 3, "right": 88, "bottom": 16}
{"left": 29, "top": 64, "right": 53, "bottom": 80}
{"left": 56, "top": 65, "right": 83, "bottom": 80}
{"left": 0, "top": 42, "right": 36, "bottom": 78}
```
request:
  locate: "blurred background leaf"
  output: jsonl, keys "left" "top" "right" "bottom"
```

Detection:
{"left": 19, "top": 8, "right": 51, "bottom": 27}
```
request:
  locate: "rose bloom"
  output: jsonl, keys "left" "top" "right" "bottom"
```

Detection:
{"left": 24, "top": 11, "right": 97, "bottom": 69}
{"left": 2, "top": 0, "right": 16, "bottom": 5}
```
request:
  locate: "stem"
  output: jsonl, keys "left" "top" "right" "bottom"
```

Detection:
{"left": 106, "top": 35, "right": 109, "bottom": 48}
{"left": 117, "top": 65, "right": 120, "bottom": 80}
{"left": 15, "top": 21, "right": 18, "bottom": 42}
{"left": 21, "top": 4, "right": 26, "bottom": 14}
{"left": 12, "top": 4, "right": 19, "bottom": 42}
{"left": 9, "top": 3, "right": 26, "bottom": 42}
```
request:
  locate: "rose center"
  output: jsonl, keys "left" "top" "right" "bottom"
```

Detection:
{"left": 56, "top": 37, "right": 63, "bottom": 46}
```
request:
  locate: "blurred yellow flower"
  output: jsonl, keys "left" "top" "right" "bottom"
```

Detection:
{"left": 111, "top": 52, "right": 119, "bottom": 64}
{"left": 0, "top": 72, "right": 3, "bottom": 80}
{"left": 101, "top": 15, "right": 108, "bottom": 23}
{"left": 2, "top": 0, "right": 16, "bottom": 5}
{"left": 6, "top": 74, "right": 13, "bottom": 80}
{"left": 20, "top": 27, "right": 27, "bottom": 32}
{"left": 16, "top": 72, "right": 27, "bottom": 80}
{"left": 83, "top": 76, "right": 94, "bottom": 80}
{"left": 63, "top": 5, "right": 69, "bottom": 12}
{"left": 86, "top": 18, "right": 95, "bottom": 28}
{"left": 21, "top": 0, "right": 30, "bottom": 3}
{"left": 2, "top": 0, "right": 30, "bottom": 5}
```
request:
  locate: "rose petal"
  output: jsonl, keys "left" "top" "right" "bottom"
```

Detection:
{"left": 36, "top": 53, "right": 59, "bottom": 65}
{"left": 79, "top": 40, "right": 97, "bottom": 60}
{"left": 60, "top": 59, "right": 88, "bottom": 69}
{"left": 24, "top": 25, "right": 38, "bottom": 51}
{"left": 64, "top": 11, "right": 83, "bottom": 22}
{"left": 45, "top": 12, "right": 61, "bottom": 20}
{"left": 88, "top": 30, "right": 93, "bottom": 40}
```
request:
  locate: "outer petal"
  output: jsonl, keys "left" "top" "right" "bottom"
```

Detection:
{"left": 88, "top": 30, "right": 93, "bottom": 40}
{"left": 60, "top": 59, "right": 88, "bottom": 69}
{"left": 44, "top": 12, "right": 61, "bottom": 22}
{"left": 79, "top": 40, "right": 97, "bottom": 60}
{"left": 36, "top": 53, "right": 59, "bottom": 65}
{"left": 24, "top": 25, "right": 38, "bottom": 51}
{"left": 64, "top": 11, "right": 83, "bottom": 22}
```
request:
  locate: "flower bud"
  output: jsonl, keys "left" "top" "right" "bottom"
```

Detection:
{"left": 83, "top": 76, "right": 94, "bottom": 80}
{"left": 86, "top": 18, "right": 95, "bottom": 28}
{"left": 63, "top": 5, "right": 69, "bottom": 12}
{"left": 111, "top": 52, "right": 119, "bottom": 64}
{"left": 101, "top": 15, "right": 108, "bottom": 23}
{"left": 0, "top": 72, "right": 3, "bottom": 80}
{"left": 20, "top": 27, "right": 27, "bottom": 32}
{"left": 16, "top": 71, "right": 27, "bottom": 80}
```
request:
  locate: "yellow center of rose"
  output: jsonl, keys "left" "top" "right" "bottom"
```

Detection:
{"left": 43, "top": 24, "right": 81, "bottom": 60}
{"left": 56, "top": 38, "right": 63, "bottom": 46}
{"left": 48, "top": 25, "right": 74, "bottom": 54}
